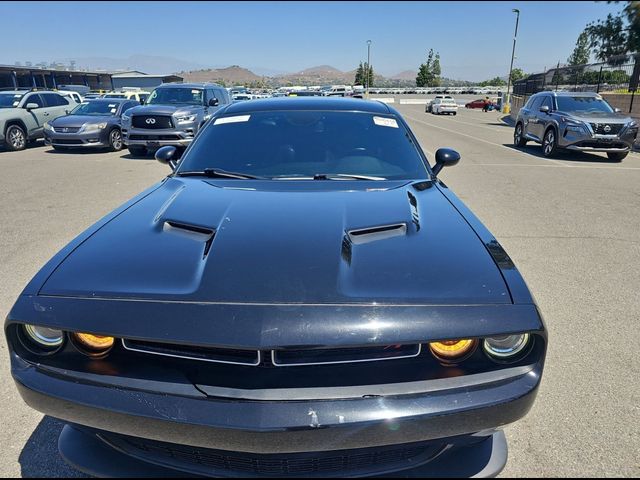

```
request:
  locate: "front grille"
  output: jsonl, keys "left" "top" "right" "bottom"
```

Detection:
{"left": 53, "top": 126, "right": 80, "bottom": 133}
{"left": 576, "top": 140, "right": 627, "bottom": 149}
{"left": 129, "top": 134, "right": 181, "bottom": 141}
{"left": 589, "top": 123, "right": 624, "bottom": 135}
{"left": 122, "top": 339, "right": 261, "bottom": 366}
{"left": 132, "top": 115, "right": 174, "bottom": 129}
{"left": 101, "top": 433, "right": 443, "bottom": 477}
{"left": 273, "top": 344, "right": 421, "bottom": 366}
{"left": 51, "top": 138, "right": 83, "bottom": 145}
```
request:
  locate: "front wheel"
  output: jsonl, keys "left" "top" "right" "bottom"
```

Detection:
{"left": 5, "top": 125, "right": 27, "bottom": 151}
{"left": 514, "top": 123, "right": 527, "bottom": 147}
{"left": 542, "top": 128, "right": 558, "bottom": 157}
{"left": 127, "top": 145, "right": 147, "bottom": 157}
{"left": 607, "top": 151, "right": 628, "bottom": 162}
{"left": 108, "top": 129, "right": 123, "bottom": 152}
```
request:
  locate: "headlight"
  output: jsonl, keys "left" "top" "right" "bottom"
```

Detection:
{"left": 84, "top": 122, "right": 107, "bottom": 130}
{"left": 21, "top": 324, "right": 64, "bottom": 351}
{"left": 483, "top": 333, "right": 530, "bottom": 359}
{"left": 628, "top": 121, "right": 638, "bottom": 129}
{"left": 429, "top": 338, "right": 477, "bottom": 362}
{"left": 176, "top": 115, "right": 197, "bottom": 124}
{"left": 71, "top": 332, "right": 115, "bottom": 356}
{"left": 121, "top": 114, "right": 131, "bottom": 122}
{"left": 43, "top": 122, "right": 53, "bottom": 131}
{"left": 565, "top": 125, "right": 584, "bottom": 133}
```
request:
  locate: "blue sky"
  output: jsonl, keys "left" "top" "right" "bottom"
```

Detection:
{"left": 0, "top": 1, "right": 624, "bottom": 80}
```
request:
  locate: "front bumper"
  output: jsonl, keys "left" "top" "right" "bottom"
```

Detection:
{"left": 12, "top": 349, "right": 542, "bottom": 456}
{"left": 43, "top": 129, "right": 110, "bottom": 148}
{"left": 559, "top": 127, "right": 637, "bottom": 152}
{"left": 122, "top": 125, "right": 196, "bottom": 148}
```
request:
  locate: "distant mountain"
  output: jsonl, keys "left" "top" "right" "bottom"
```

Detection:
{"left": 391, "top": 70, "right": 418, "bottom": 81}
{"left": 180, "top": 65, "right": 262, "bottom": 85}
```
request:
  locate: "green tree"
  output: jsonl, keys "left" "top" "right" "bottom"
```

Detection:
{"left": 568, "top": 31, "right": 591, "bottom": 66}
{"left": 432, "top": 53, "right": 442, "bottom": 87}
{"left": 416, "top": 49, "right": 434, "bottom": 87}
{"left": 354, "top": 62, "right": 365, "bottom": 85}
{"left": 510, "top": 68, "right": 526, "bottom": 83}
{"left": 364, "top": 62, "right": 374, "bottom": 87}
{"left": 584, "top": 12, "right": 629, "bottom": 61}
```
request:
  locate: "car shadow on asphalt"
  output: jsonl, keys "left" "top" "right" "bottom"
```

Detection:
{"left": 43, "top": 148, "right": 110, "bottom": 155}
{"left": 19, "top": 416, "right": 86, "bottom": 478}
{"left": 502, "top": 144, "right": 622, "bottom": 164}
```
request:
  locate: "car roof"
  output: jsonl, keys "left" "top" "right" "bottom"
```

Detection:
{"left": 222, "top": 97, "right": 393, "bottom": 115}
{"left": 534, "top": 91, "right": 601, "bottom": 97}
{"left": 155, "top": 82, "right": 223, "bottom": 89}
{"left": 85, "top": 98, "right": 128, "bottom": 103}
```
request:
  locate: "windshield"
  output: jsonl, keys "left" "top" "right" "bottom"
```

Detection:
{"left": 70, "top": 101, "right": 119, "bottom": 116}
{"left": 147, "top": 88, "right": 203, "bottom": 106}
{"left": 104, "top": 93, "right": 126, "bottom": 98}
{"left": 556, "top": 96, "right": 614, "bottom": 114}
{"left": 0, "top": 93, "right": 23, "bottom": 108}
{"left": 178, "top": 110, "right": 429, "bottom": 180}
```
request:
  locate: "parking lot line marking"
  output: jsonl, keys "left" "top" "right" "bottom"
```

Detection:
{"left": 467, "top": 163, "right": 640, "bottom": 170}
{"left": 402, "top": 112, "right": 572, "bottom": 167}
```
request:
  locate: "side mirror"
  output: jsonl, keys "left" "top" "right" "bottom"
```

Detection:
{"left": 614, "top": 107, "right": 621, "bottom": 113}
{"left": 208, "top": 98, "right": 219, "bottom": 107}
{"left": 432, "top": 148, "right": 460, "bottom": 177}
{"left": 25, "top": 103, "right": 39, "bottom": 110}
{"left": 155, "top": 146, "right": 178, "bottom": 171}
{"left": 539, "top": 105, "right": 550, "bottom": 114}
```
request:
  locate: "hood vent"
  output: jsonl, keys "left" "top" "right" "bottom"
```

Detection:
{"left": 347, "top": 223, "right": 407, "bottom": 245}
{"left": 163, "top": 221, "right": 216, "bottom": 258}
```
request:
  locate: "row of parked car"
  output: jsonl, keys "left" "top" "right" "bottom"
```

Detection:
{"left": 0, "top": 83, "right": 234, "bottom": 155}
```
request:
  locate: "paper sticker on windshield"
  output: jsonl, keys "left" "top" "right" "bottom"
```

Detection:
{"left": 214, "top": 115, "right": 251, "bottom": 125}
{"left": 14, "top": 94, "right": 22, "bottom": 98}
{"left": 110, "top": 108, "right": 117, "bottom": 113}
{"left": 108, "top": 104, "right": 116, "bottom": 108}
{"left": 12, "top": 101, "right": 19, "bottom": 107}
{"left": 373, "top": 116, "right": 398, "bottom": 128}
{"left": 192, "top": 89, "right": 200, "bottom": 94}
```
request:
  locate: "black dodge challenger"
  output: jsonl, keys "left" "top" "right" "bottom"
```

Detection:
{"left": 6, "top": 97, "right": 546, "bottom": 477}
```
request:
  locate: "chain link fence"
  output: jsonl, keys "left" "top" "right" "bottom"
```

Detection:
{"left": 512, "top": 54, "right": 639, "bottom": 114}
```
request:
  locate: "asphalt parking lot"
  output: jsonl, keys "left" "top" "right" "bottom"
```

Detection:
{"left": 1, "top": 99, "right": 639, "bottom": 477}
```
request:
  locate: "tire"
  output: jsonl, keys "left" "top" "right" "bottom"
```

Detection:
{"left": 514, "top": 123, "right": 527, "bottom": 147}
{"left": 108, "top": 128, "right": 123, "bottom": 152}
{"left": 453, "top": 112, "right": 457, "bottom": 116}
{"left": 542, "top": 128, "right": 558, "bottom": 157}
{"left": 5, "top": 124, "right": 27, "bottom": 151}
{"left": 607, "top": 151, "right": 628, "bottom": 162}
{"left": 127, "top": 145, "right": 147, "bottom": 157}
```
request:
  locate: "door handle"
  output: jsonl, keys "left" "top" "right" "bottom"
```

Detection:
{"left": 43, "top": 112, "right": 50, "bottom": 116}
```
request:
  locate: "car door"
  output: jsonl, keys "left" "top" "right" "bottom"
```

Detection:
{"left": 522, "top": 96, "right": 543, "bottom": 140}
{"left": 531, "top": 95, "right": 553, "bottom": 140}
{"left": 21, "top": 93, "right": 48, "bottom": 137}
{"left": 41, "top": 93, "right": 72, "bottom": 122}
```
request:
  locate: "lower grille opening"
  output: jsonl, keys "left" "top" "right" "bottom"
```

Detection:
{"left": 100, "top": 432, "right": 445, "bottom": 477}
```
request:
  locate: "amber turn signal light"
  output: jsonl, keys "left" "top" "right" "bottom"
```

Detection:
{"left": 429, "top": 339, "right": 477, "bottom": 362}
{"left": 71, "top": 332, "right": 115, "bottom": 356}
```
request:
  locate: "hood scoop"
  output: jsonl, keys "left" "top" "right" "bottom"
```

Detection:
{"left": 163, "top": 221, "right": 216, "bottom": 258}
{"left": 347, "top": 223, "right": 407, "bottom": 245}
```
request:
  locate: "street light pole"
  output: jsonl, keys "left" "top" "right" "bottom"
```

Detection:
{"left": 505, "top": 8, "right": 520, "bottom": 114}
{"left": 366, "top": 40, "right": 371, "bottom": 99}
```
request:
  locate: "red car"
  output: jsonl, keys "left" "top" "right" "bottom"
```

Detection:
{"left": 465, "top": 98, "right": 491, "bottom": 109}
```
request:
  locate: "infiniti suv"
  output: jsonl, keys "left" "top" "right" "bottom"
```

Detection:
{"left": 514, "top": 91, "right": 637, "bottom": 161}
{"left": 121, "top": 82, "right": 231, "bottom": 157}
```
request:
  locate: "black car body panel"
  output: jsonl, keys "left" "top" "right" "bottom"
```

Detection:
{"left": 6, "top": 97, "right": 546, "bottom": 477}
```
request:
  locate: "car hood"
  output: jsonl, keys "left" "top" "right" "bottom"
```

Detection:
{"left": 50, "top": 114, "right": 115, "bottom": 127}
{"left": 126, "top": 104, "right": 201, "bottom": 116}
{"left": 40, "top": 178, "right": 511, "bottom": 305}
{"left": 557, "top": 110, "right": 632, "bottom": 124}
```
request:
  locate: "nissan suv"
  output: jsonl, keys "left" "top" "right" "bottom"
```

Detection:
{"left": 0, "top": 90, "right": 74, "bottom": 151}
{"left": 514, "top": 91, "right": 637, "bottom": 161}
{"left": 121, "top": 83, "right": 231, "bottom": 157}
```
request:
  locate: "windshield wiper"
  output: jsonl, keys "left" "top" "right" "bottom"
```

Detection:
{"left": 274, "top": 174, "right": 387, "bottom": 181}
{"left": 176, "top": 168, "right": 261, "bottom": 180}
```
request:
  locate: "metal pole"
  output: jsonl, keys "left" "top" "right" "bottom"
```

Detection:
{"left": 596, "top": 66, "right": 603, "bottom": 93}
{"left": 366, "top": 40, "right": 371, "bottom": 99}
{"left": 505, "top": 9, "right": 520, "bottom": 114}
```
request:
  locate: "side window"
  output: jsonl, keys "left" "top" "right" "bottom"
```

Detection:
{"left": 529, "top": 96, "right": 543, "bottom": 111}
{"left": 42, "top": 94, "right": 68, "bottom": 107}
{"left": 215, "top": 88, "right": 229, "bottom": 104}
{"left": 23, "top": 93, "right": 44, "bottom": 108}
{"left": 540, "top": 96, "right": 553, "bottom": 111}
